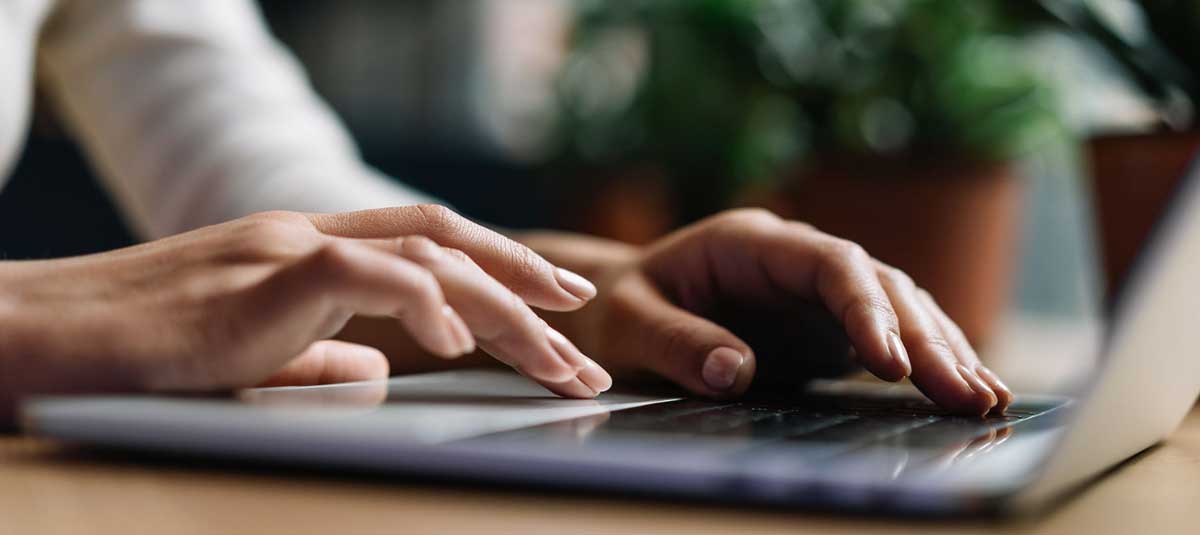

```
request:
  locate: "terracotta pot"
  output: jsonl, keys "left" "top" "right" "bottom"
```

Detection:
{"left": 744, "top": 157, "right": 1025, "bottom": 346}
{"left": 1087, "top": 131, "right": 1200, "bottom": 302}
{"left": 563, "top": 167, "right": 678, "bottom": 245}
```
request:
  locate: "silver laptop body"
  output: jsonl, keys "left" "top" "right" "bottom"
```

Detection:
{"left": 21, "top": 158, "right": 1200, "bottom": 516}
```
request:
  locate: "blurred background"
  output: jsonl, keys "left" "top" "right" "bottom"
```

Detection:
{"left": 3, "top": 0, "right": 1198, "bottom": 388}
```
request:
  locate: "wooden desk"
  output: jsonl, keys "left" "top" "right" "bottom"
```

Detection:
{"left": 2, "top": 406, "right": 1197, "bottom": 535}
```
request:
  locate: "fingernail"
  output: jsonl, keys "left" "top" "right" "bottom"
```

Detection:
{"left": 956, "top": 363, "right": 997, "bottom": 415}
{"left": 556, "top": 378, "right": 600, "bottom": 399}
{"left": 442, "top": 305, "right": 474, "bottom": 356}
{"left": 546, "top": 326, "right": 590, "bottom": 371}
{"left": 577, "top": 357, "right": 613, "bottom": 393}
{"left": 555, "top": 268, "right": 597, "bottom": 301}
{"left": 702, "top": 347, "right": 744, "bottom": 392}
{"left": 975, "top": 364, "right": 1013, "bottom": 413}
{"left": 887, "top": 332, "right": 912, "bottom": 377}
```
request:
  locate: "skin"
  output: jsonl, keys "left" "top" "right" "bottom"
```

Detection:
{"left": 522, "top": 209, "right": 1013, "bottom": 416}
{"left": 0, "top": 206, "right": 608, "bottom": 422}
{"left": 0, "top": 205, "right": 1012, "bottom": 425}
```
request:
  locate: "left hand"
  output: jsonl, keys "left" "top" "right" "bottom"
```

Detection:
{"left": 531, "top": 208, "right": 1012, "bottom": 416}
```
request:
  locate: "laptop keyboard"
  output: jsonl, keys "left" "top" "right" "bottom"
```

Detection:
{"left": 581, "top": 394, "right": 1057, "bottom": 453}
{"left": 469, "top": 387, "right": 1066, "bottom": 482}
{"left": 443, "top": 381, "right": 1073, "bottom": 492}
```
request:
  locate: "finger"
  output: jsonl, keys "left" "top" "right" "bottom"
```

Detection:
{"left": 529, "top": 328, "right": 613, "bottom": 397}
{"left": 548, "top": 327, "right": 613, "bottom": 394}
{"left": 667, "top": 211, "right": 909, "bottom": 382}
{"left": 874, "top": 264, "right": 997, "bottom": 416}
{"left": 387, "top": 235, "right": 596, "bottom": 384}
{"left": 358, "top": 235, "right": 604, "bottom": 386}
{"left": 784, "top": 229, "right": 911, "bottom": 382}
{"left": 916, "top": 288, "right": 1014, "bottom": 414}
{"left": 613, "top": 273, "right": 756, "bottom": 397}
{"left": 538, "top": 376, "right": 604, "bottom": 399}
{"left": 574, "top": 355, "right": 614, "bottom": 394}
{"left": 257, "top": 340, "right": 390, "bottom": 388}
{"left": 308, "top": 205, "right": 596, "bottom": 311}
{"left": 262, "top": 240, "right": 471, "bottom": 360}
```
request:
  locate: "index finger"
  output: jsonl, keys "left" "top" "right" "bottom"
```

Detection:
{"left": 307, "top": 205, "right": 596, "bottom": 311}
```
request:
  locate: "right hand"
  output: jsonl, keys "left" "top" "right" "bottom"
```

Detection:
{"left": 0, "top": 206, "right": 612, "bottom": 419}
{"left": 526, "top": 209, "right": 1012, "bottom": 416}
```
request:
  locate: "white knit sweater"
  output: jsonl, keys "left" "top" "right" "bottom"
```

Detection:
{"left": 0, "top": 0, "right": 430, "bottom": 239}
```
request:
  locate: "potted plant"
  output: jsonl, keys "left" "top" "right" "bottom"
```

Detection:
{"left": 550, "top": 0, "right": 1064, "bottom": 344}
{"left": 1014, "top": 0, "right": 1200, "bottom": 299}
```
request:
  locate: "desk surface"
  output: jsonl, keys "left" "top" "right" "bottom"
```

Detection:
{"left": 2, "top": 405, "right": 1197, "bottom": 535}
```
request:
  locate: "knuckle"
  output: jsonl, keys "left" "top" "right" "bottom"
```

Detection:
{"left": 785, "top": 220, "right": 818, "bottom": 234}
{"left": 244, "top": 219, "right": 299, "bottom": 241}
{"left": 652, "top": 320, "right": 698, "bottom": 363}
{"left": 856, "top": 294, "right": 896, "bottom": 319}
{"left": 232, "top": 214, "right": 316, "bottom": 256}
{"left": 943, "top": 314, "right": 965, "bottom": 337}
{"left": 825, "top": 238, "right": 869, "bottom": 262}
{"left": 880, "top": 265, "right": 916, "bottom": 290}
{"left": 442, "top": 247, "right": 471, "bottom": 264}
{"left": 411, "top": 204, "right": 462, "bottom": 236}
{"left": 405, "top": 262, "right": 441, "bottom": 291}
{"left": 248, "top": 210, "right": 310, "bottom": 226}
{"left": 719, "top": 207, "right": 780, "bottom": 229}
{"left": 917, "top": 332, "right": 956, "bottom": 356}
{"left": 844, "top": 294, "right": 897, "bottom": 330}
{"left": 404, "top": 235, "right": 439, "bottom": 249}
{"left": 816, "top": 238, "right": 871, "bottom": 273}
{"left": 310, "top": 241, "right": 359, "bottom": 273}
{"left": 946, "top": 321, "right": 970, "bottom": 346}
{"left": 382, "top": 237, "right": 407, "bottom": 255}
{"left": 398, "top": 235, "right": 443, "bottom": 261}
{"left": 503, "top": 242, "right": 550, "bottom": 283}
{"left": 917, "top": 288, "right": 937, "bottom": 305}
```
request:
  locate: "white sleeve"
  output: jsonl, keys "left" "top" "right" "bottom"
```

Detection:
{"left": 37, "top": 0, "right": 436, "bottom": 238}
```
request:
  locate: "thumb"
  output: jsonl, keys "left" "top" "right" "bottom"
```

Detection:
{"left": 616, "top": 275, "right": 756, "bottom": 397}
{"left": 257, "top": 340, "right": 390, "bottom": 388}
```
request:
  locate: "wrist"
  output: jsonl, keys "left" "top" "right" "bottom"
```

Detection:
{"left": 0, "top": 261, "right": 145, "bottom": 410}
{"left": 0, "top": 264, "right": 28, "bottom": 421}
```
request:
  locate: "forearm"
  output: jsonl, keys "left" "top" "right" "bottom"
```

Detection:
{"left": 0, "top": 268, "right": 22, "bottom": 425}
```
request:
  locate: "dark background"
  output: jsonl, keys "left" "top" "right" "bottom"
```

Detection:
{"left": 0, "top": 1, "right": 1100, "bottom": 321}
{"left": 0, "top": 0, "right": 553, "bottom": 260}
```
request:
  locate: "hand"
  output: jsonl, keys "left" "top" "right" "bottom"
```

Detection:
{"left": 533, "top": 209, "right": 1013, "bottom": 416}
{"left": 0, "top": 206, "right": 613, "bottom": 420}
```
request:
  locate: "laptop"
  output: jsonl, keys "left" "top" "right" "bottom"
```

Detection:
{"left": 20, "top": 156, "right": 1200, "bottom": 517}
